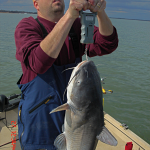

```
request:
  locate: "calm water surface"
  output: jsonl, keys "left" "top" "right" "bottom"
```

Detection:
{"left": 0, "top": 13, "right": 150, "bottom": 144}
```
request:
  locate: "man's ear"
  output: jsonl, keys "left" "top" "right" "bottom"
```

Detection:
{"left": 33, "top": 0, "right": 39, "bottom": 10}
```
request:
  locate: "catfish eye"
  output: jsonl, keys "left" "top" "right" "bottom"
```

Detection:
{"left": 77, "top": 80, "right": 81, "bottom": 85}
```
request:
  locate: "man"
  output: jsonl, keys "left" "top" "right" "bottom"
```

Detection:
{"left": 15, "top": 0, "right": 118, "bottom": 149}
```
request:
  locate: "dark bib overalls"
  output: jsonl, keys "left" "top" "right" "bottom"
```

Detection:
{"left": 17, "top": 19, "right": 80, "bottom": 150}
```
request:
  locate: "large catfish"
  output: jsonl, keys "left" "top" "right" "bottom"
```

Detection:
{"left": 50, "top": 60, "right": 117, "bottom": 150}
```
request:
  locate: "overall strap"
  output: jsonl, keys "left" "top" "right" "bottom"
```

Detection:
{"left": 35, "top": 18, "right": 48, "bottom": 38}
{"left": 35, "top": 18, "right": 79, "bottom": 57}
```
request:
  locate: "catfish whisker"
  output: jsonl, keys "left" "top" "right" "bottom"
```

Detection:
{"left": 62, "top": 67, "right": 75, "bottom": 73}
{"left": 63, "top": 73, "right": 78, "bottom": 101}
{"left": 63, "top": 70, "right": 80, "bottom": 101}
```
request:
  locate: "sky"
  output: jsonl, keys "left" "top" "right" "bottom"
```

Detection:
{"left": 0, "top": 0, "right": 150, "bottom": 20}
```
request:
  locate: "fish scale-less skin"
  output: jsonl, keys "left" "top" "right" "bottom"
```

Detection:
{"left": 80, "top": 123, "right": 98, "bottom": 150}
{"left": 64, "top": 103, "right": 103, "bottom": 150}
{"left": 64, "top": 110, "right": 84, "bottom": 150}
{"left": 65, "top": 115, "right": 100, "bottom": 150}
{"left": 51, "top": 61, "right": 117, "bottom": 149}
{"left": 63, "top": 61, "right": 104, "bottom": 150}
{"left": 71, "top": 64, "right": 102, "bottom": 110}
{"left": 52, "top": 61, "right": 107, "bottom": 150}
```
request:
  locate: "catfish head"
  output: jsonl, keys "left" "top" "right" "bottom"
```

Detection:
{"left": 67, "top": 60, "right": 103, "bottom": 113}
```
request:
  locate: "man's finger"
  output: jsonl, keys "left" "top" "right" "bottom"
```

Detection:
{"left": 97, "top": 0, "right": 106, "bottom": 12}
{"left": 72, "top": 0, "right": 89, "bottom": 11}
{"left": 70, "top": 1, "right": 83, "bottom": 11}
{"left": 88, "top": 0, "right": 97, "bottom": 6}
{"left": 96, "top": 2, "right": 101, "bottom": 9}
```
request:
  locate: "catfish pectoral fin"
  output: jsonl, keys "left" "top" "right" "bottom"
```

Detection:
{"left": 50, "top": 103, "right": 69, "bottom": 114}
{"left": 96, "top": 126, "right": 118, "bottom": 146}
{"left": 54, "top": 133, "right": 66, "bottom": 150}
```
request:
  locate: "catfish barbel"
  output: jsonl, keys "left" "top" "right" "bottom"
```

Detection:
{"left": 50, "top": 60, "right": 117, "bottom": 150}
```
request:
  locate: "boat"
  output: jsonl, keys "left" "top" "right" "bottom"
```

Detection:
{"left": 0, "top": 91, "right": 150, "bottom": 150}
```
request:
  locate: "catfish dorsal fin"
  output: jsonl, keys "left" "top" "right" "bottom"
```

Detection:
{"left": 54, "top": 133, "right": 66, "bottom": 150}
{"left": 50, "top": 103, "right": 69, "bottom": 114}
{"left": 96, "top": 126, "right": 118, "bottom": 146}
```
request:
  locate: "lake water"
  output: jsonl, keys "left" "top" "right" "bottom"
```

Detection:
{"left": 0, "top": 13, "right": 150, "bottom": 145}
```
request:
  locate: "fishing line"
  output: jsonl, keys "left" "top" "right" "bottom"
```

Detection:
{"left": 85, "top": 45, "right": 89, "bottom": 61}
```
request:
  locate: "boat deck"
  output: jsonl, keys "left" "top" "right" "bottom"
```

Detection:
{"left": 0, "top": 108, "right": 150, "bottom": 150}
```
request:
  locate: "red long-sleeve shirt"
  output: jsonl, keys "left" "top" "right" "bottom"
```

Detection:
{"left": 15, "top": 16, "right": 118, "bottom": 84}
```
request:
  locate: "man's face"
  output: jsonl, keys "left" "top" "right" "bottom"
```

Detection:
{"left": 37, "top": 0, "right": 65, "bottom": 17}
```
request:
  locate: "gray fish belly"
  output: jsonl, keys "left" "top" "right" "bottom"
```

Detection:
{"left": 64, "top": 109, "right": 101, "bottom": 150}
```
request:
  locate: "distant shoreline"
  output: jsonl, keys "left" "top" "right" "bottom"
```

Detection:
{"left": 0, "top": 10, "right": 37, "bottom": 14}
{"left": 110, "top": 17, "right": 150, "bottom": 22}
{"left": 0, "top": 10, "right": 149, "bottom": 21}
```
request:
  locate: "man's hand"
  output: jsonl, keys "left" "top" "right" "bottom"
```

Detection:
{"left": 68, "top": 0, "right": 90, "bottom": 19}
{"left": 88, "top": 0, "right": 106, "bottom": 13}
{"left": 88, "top": 0, "right": 113, "bottom": 36}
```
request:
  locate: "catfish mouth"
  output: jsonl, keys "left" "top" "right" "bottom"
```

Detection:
{"left": 67, "top": 61, "right": 88, "bottom": 87}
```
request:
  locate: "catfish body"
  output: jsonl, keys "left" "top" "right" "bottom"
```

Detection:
{"left": 50, "top": 60, "right": 117, "bottom": 150}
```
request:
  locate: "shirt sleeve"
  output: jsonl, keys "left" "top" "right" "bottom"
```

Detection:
{"left": 15, "top": 17, "right": 56, "bottom": 74}
{"left": 87, "top": 26, "right": 119, "bottom": 57}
